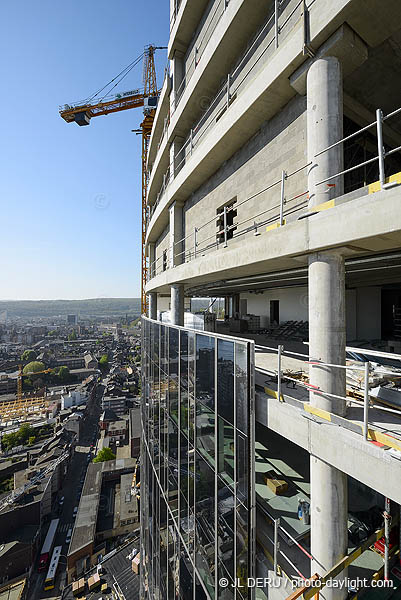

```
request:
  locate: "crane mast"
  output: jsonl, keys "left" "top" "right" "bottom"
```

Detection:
{"left": 59, "top": 45, "right": 166, "bottom": 315}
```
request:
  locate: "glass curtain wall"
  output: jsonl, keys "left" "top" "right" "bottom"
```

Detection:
{"left": 140, "top": 316, "right": 255, "bottom": 600}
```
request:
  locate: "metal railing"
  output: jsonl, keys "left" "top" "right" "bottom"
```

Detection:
{"left": 254, "top": 342, "right": 401, "bottom": 445}
{"left": 147, "top": 100, "right": 401, "bottom": 280}
{"left": 313, "top": 105, "right": 401, "bottom": 191}
{"left": 148, "top": 158, "right": 310, "bottom": 276}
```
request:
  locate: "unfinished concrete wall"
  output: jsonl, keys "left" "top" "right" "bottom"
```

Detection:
{"left": 182, "top": 94, "right": 307, "bottom": 259}
{"left": 154, "top": 225, "right": 170, "bottom": 275}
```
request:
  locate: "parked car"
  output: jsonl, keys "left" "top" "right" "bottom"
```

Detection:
{"left": 73, "top": 506, "right": 78, "bottom": 518}
{"left": 59, "top": 496, "right": 65, "bottom": 506}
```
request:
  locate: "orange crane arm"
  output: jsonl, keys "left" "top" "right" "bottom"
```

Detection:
{"left": 59, "top": 92, "right": 156, "bottom": 126}
{"left": 59, "top": 44, "right": 166, "bottom": 312}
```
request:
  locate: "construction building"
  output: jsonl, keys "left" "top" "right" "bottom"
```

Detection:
{"left": 141, "top": 1, "right": 401, "bottom": 599}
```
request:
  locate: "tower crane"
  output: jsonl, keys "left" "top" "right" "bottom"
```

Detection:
{"left": 59, "top": 45, "right": 166, "bottom": 315}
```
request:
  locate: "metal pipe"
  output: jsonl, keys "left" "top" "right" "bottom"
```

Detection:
{"left": 383, "top": 105, "right": 401, "bottom": 121}
{"left": 315, "top": 155, "right": 379, "bottom": 186}
{"left": 280, "top": 170, "right": 286, "bottom": 226}
{"left": 275, "top": 0, "right": 279, "bottom": 49}
{"left": 194, "top": 227, "right": 197, "bottom": 259}
{"left": 363, "top": 361, "right": 369, "bottom": 440}
{"left": 277, "top": 345, "right": 283, "bottom": 401}
{"left": 385, "top": 144, "right": 401, "bottom": 158}
{"left": 274, "top": 517, "right": 280, "bottom": 573}
{"left": 376, "top": 108, "right": 386, "bottom": 189}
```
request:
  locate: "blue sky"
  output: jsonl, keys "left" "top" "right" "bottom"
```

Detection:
{"left": 0, "top": 1, "right": 169, "bottom": 300}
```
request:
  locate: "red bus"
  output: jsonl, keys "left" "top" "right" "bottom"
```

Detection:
{"left": 38, "top": 518, "right": 59, "bottom": 572}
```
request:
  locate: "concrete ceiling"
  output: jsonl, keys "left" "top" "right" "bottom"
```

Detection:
{"left": 186, "top": 250, "right": 401, "bottom": 296}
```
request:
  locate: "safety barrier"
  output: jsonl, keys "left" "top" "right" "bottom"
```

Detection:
{"left": 147, "top": 100, "right": 401, "bottom": 281}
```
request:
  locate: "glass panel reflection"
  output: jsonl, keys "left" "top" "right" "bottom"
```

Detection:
{"left": 141, "top": 318, "right": 253, "bottom": 600}
{"left": 217, "top": 339, "right": 234, "bottom": 425}
{"left": 196, "top": 335, "right": 215, "bottom": 410}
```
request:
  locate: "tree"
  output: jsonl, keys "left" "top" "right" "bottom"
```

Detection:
{"left": 21, "top": 349, "right": 36, "bottom": 362}
{"left": 1, "top": 424, "right": 36, "bottom": 451}
{"left": 1, "top": 432, "right": 18, "bottom": 451}
{"left": 58, "top": 366, "right": 70, "bottom": 382}
{"left": 99, "top": 355, "right": 109, "bottom": 372}
{"left": 23, "top": 361, "right": 45, "bottom": 375}
{"left": 18, "top": 424, "right": 35, "bottom": 445}
{"left": 68, "top": 331, "right": 77, "bottom": 341}
{"left": 93, "top": 447, "right": 116, "bottom": 463}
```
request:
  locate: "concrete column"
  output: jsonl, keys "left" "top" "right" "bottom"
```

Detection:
{"left": 169, "top": 201, "right": 184, "bottom": 267}
{"left": 307, "top": 57, "right": 347, "bottom": 597}
{"left": 308, "top": 253, "right": 348, "bottom": 597}
{"left": 148, "top": 293, "right": 157, "bottom": 321}
{"left": 307, "top": 57, "right": 343, "bottom": 208}
{"left": 310, "top": 456, "right": 348, "bottom": 597}
{"left": 308, "top": 251, "right": 346, "bottom": 416}
{"left": 171, "top": 284, "right": 184, "bottom": 326}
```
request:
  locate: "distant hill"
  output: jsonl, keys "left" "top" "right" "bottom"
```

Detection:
{"left": 0, "top": 298, "right": 141, "bottom": 319}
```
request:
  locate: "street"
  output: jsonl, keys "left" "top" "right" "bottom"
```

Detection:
{"left": 29, "top": 384, "right": 103, "bottom": 599}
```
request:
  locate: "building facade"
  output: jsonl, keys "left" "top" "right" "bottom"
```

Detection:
{"left": 141, "top": 318, "right": 255, "bottom": 599}
{"left": 142, "top": 1, "right": 401, "bottom": 599}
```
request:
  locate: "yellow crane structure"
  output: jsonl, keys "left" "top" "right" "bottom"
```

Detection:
{"left": 59, "top": 45, "right": 166, "bottom": 315}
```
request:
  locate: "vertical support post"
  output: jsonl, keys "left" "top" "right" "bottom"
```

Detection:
{"left": 307, "top": 57, "right": 343, "bottom": 208}
{"left": 363, "top": 361, "right": 370, "bottom": 440}
{"left": 274, "top": 518, "right": 280, "bottom": 574}
{"left": 275, "top": 0, "right": 279, "bottom": 49}
{"left": 277, "top": 345, "right": 283, "bottom": 402}
{"left": 226, "top": 74, "right": 231, "bottom": 108}
{"left": 193, "top": 227, "right": 197, "bottom": 260}
{"left": 376, "top": 108, "right": 386, "bottom": 189}
{"left": 384, "top": 498, "right": 391, "bottom": 580}
{"left": 171, "top": 284, "right": 184, "bottom": 326}
{"left": 223, "top": 206, "right": 228, "bottom": 248}
{"left": 190, "top": 129, "right": 193, "bottom": 155}
{"left": 280, "top": 170, "right": 286, "bottom": 226}
{"left": 195, "top": 47, "right": 198, "bottom": 67}
{"left": 148, "top": 293, "right": 157, "bottom": 320}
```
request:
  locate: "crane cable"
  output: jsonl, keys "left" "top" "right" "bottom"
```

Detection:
{"left": 84, "top": 52, "right": 144, "bottom": 104}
